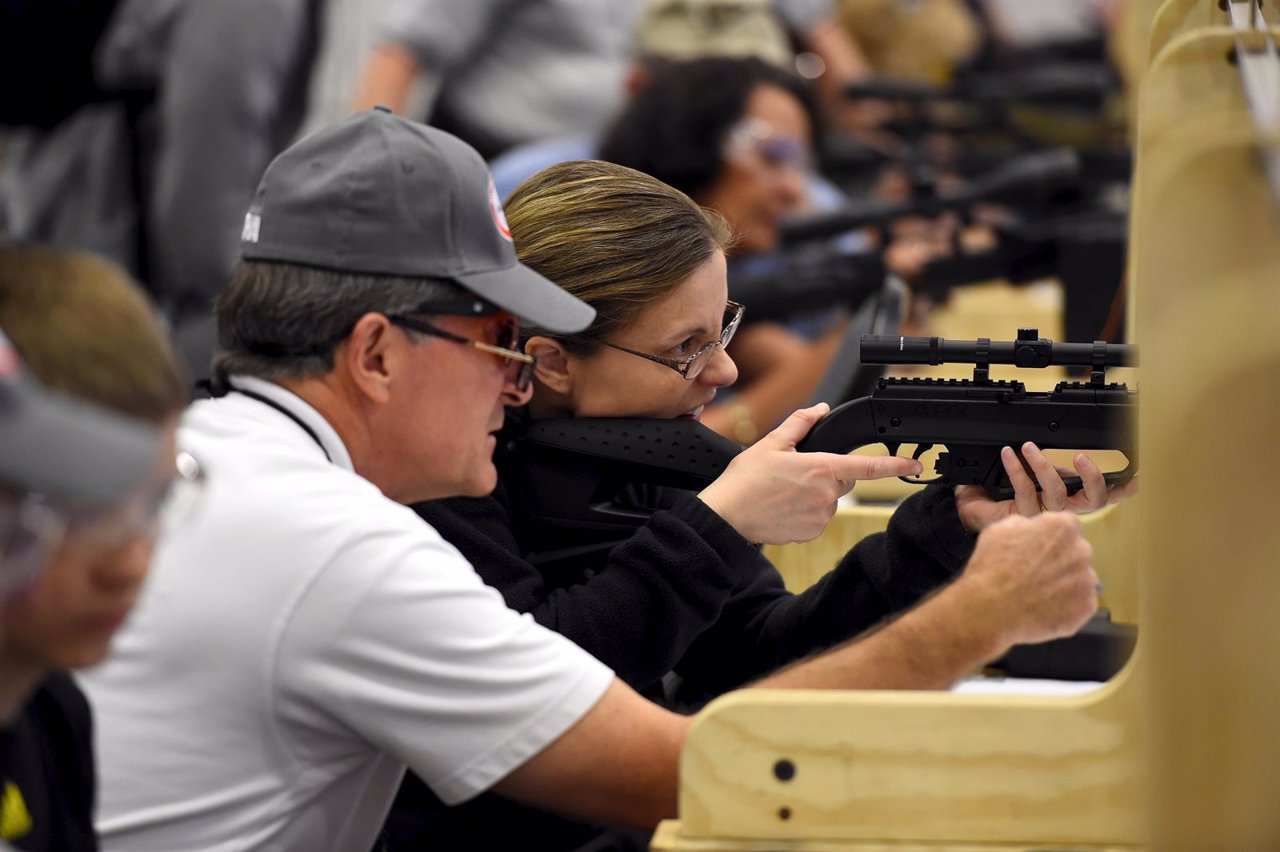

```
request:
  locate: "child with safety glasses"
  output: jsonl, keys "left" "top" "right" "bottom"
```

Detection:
{"left": 0, "top": 245, "right": 200, "bottom": 852}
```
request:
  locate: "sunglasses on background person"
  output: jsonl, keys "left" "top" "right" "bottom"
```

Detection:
{"left": 725, "top": 119, "right": 815, "bottom": 174}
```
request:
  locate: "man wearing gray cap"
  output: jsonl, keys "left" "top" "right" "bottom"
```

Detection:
{"left": 80, "top": 108, "right": 689, "bottom": 852}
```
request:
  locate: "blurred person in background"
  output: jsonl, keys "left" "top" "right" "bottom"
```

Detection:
{"left": 0, "top": 244, "right": 192, "bottom": 851}
{"left": 835, "top": 0, "right": 982, "bottom": 84}
{"left": 0, "top": 0, "right": 322, "bottom": 380}
{"left": 481, "top": 0, "right": 890, "bottom": 199}
{"left": 978, "top": 0, "right": 1117, "bottom": 54}
{"left": 771, "top": 0, "right": 891, "bottom": 131}
{"left": 353, "top": 0, "right": 644, "bottom": 159}
{"left": 487, "top": 0, "right": 803, "bottom": 201}
{"left": 299, "top": 0, "right": 399, "bottom": 137}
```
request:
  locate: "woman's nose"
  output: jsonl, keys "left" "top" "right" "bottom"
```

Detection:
{"left": 700, "top": 345, "right": 739, "bottom": 389}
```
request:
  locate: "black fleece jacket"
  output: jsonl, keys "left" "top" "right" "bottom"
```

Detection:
{"left": 380, "top": 411, "right": 979, "bottom": 851}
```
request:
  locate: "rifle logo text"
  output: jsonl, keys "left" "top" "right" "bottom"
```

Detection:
{"left": 905, "top": 403, "right": 968, "bottom": 420}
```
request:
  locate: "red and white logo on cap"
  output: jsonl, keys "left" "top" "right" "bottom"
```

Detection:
{"left": 0, "top": 331, "right": 20, "bottom": 379}
{"left": 488, "top": 177, "right": 513, "bottom": 242}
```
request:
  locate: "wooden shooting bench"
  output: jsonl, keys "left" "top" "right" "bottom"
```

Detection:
{"left": 765, "top": 498, "right": 1140, "bottom": 625}
{"left": 653, "top": 4, "right": 1280, "bottom": 849}
{"left": 1150, "top": 0, "right": 1240, "bottom": 59}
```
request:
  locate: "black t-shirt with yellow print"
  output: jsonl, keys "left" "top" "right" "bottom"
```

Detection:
{"left": 0, "top": 671, "right": 96, "bottom": 851}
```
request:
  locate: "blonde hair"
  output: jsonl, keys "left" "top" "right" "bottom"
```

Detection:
{"left": 505, "top": 160, "right": 734, "bottom": 351}
{"left": 0, "top": 245, "right": 188, "bottom": 423}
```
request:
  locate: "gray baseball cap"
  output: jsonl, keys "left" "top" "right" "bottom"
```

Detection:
{"left": 0, "top": 329, "right": 159, "bottom": 506}
{"left": 240, "top": 107, "right": 595, "bottom": 334}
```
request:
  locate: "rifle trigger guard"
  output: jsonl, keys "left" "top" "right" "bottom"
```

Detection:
{"left": 899, "top": 443, "right": 941, "bottom": 486}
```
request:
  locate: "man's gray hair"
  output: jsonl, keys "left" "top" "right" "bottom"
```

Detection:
{"left": 213, "top": 260, "right": 469, "bottom": 383}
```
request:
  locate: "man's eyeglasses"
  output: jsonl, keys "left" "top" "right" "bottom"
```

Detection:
{"left": 386, "top": 313, "right": 538, "bottom": 392}
{"left": 601, "top": 301, "right": 744, "bottom": 381}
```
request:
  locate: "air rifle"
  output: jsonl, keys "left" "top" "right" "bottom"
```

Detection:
{"left": 726, "top": 244, "right": 887, "bottom": 323}
{"left": 782, "top": 147, "right": 1081, "bottom": 245}
{"left": 843, "top": 64, "right": 1118, "bottom": 113}
{"left": 795, "top": 328, "right": 1137, "bottom": 499}
{"left": 517, "top": 329, "right": 1136, "bottom": 522}
{"left": 908, "top": 205, "right": 1128, "bottom": 302}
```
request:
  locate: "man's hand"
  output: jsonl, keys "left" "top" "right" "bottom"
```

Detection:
{"left": 956, "top": 442, "right": 1140, "bottom": 533}
{"left": 951, "top": 512, "right": 1099, "bottom": 652}
{"left": 699, "top": 404, "right": 921, "bottom": 545}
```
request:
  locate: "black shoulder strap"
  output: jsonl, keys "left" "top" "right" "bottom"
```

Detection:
{"left": 195, "top": 379, "right": 332, "bottom": 462}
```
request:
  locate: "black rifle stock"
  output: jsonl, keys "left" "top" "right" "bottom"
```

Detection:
{"left": 796, "top": 329, "right": 1137, "bottom": 499}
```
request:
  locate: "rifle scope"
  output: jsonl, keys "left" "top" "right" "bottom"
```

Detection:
{"left": 860, "top": 328, "right": 1137, "bottom": 368}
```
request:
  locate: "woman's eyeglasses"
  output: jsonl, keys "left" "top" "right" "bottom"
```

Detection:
{"left": 601, "top": 301, "right": 744, "bottom": 381}
{"left": 386, "top": 313, "right": 538, "bottom": 392}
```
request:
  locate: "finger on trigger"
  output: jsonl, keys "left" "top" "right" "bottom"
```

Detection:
{"left": 838, "top": 452, "right": 921, "bottom": 482}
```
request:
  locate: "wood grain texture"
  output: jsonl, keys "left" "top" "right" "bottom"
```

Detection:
{"left": 1132, "top": 23, "right": 1280, "bottom": 849}
{"left": 1149, "top": 0, "right": 1232, "bottom": 60}
{"left": 655, "top": 12, "right": 1280, "bottom": 851}
{"left": 764, "top": 501, "right": 1141, "bottom": 624}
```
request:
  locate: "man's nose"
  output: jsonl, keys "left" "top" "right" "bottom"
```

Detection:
{"left": 499, "top": 374, "right": 534, "bottom": 407}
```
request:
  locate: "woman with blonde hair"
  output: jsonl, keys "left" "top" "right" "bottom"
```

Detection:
{"left": 381, "top": 160, "right": 1129, "bottom": 851}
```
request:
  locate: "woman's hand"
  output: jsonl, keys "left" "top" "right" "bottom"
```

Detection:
{"left": 955, "top": 442, "right": 1140, "bottom": 534}
{"left": 698, "top": 404, "right": 922, "bottom": 545}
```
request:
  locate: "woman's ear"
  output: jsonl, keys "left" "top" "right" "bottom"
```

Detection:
{"left": 525, "top": 335, "right": 574, "bottom": 395}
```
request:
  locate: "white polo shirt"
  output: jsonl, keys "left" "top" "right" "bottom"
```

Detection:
{"left": 81, "top": 377, "right": 614, "bottom": 852}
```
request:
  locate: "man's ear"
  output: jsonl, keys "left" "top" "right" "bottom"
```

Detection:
{"left": 340, "top": 313, "right": 396, "bottom": 404}
{"left": 525, "top": 335, "right": 574, "bottom": 395}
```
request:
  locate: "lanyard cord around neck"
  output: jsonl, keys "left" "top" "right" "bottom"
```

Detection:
{"left": 233, "top": 388, "right": 333, "bottom": 463}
